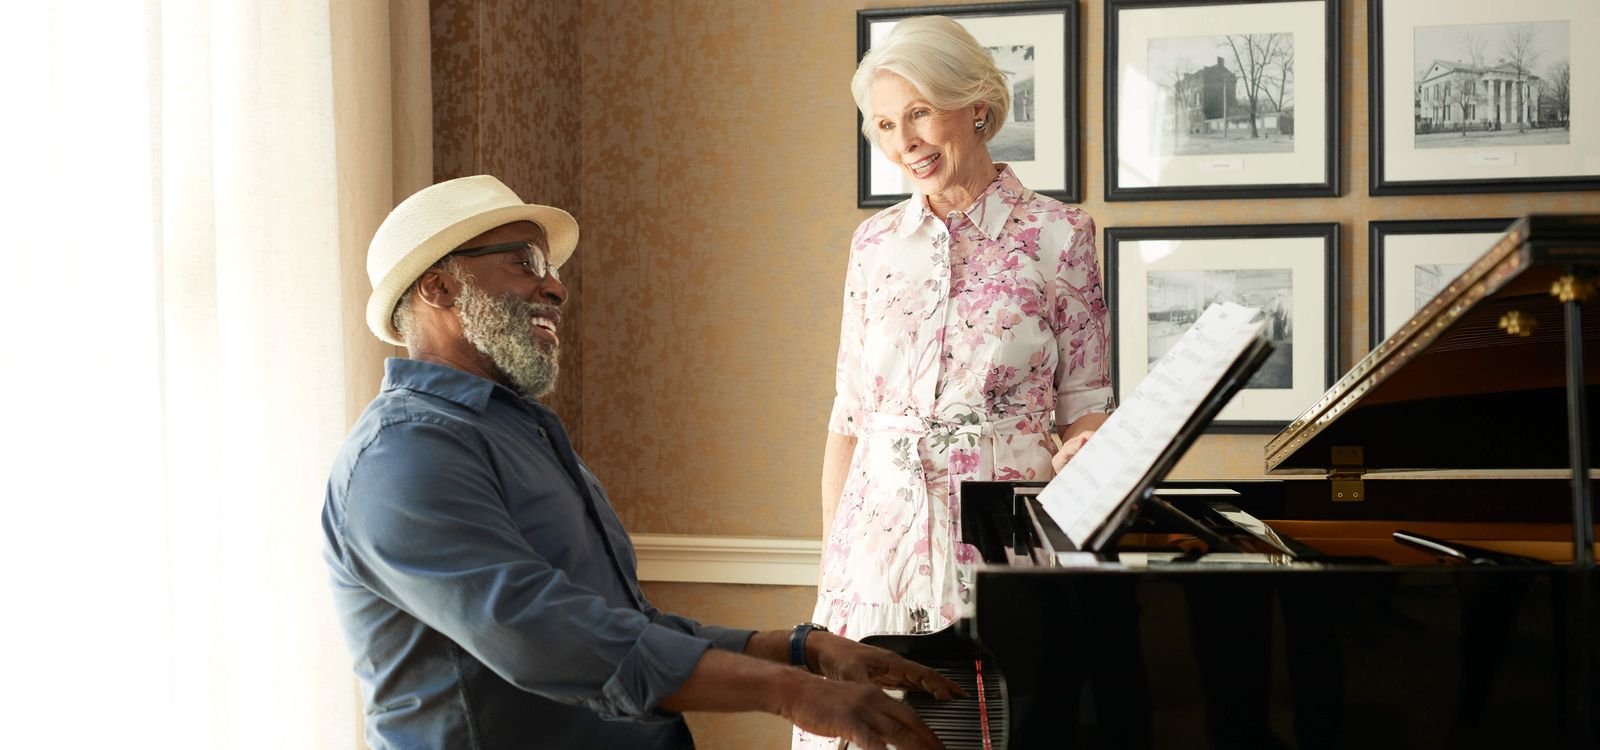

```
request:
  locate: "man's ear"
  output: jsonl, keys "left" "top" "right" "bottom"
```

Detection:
{"left": 415, "top": 268, "right": 456, "bottom": 309}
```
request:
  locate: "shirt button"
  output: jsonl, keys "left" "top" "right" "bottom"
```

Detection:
{"left": 538, "top": 427, "right": 549, "bottom": 439}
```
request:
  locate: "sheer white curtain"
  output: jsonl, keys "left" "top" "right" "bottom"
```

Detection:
{"left": 1, "top": 1, "right": 430, "bottom": 747}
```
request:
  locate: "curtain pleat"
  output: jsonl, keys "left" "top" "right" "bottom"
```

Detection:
{"left": 1, "top": 2, "right": 430, "bottom": 747}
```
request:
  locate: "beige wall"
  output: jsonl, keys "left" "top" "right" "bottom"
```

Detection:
{"left": 432, "top": 1, "right": 1600, "bottom": 748}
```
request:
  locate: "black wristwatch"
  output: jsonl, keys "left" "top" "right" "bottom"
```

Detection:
{"left": 788, "top": 622, "right": 828, "bottom": 670}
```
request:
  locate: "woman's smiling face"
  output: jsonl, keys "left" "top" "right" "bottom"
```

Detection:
{"left": 868, "top": 71, "right": 990, "bottom": 207}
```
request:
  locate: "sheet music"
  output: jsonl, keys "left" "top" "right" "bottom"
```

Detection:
{"left": 1040, "top": 302, "right": 1267, "bottom": 548}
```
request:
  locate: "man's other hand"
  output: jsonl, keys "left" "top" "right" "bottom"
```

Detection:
{"left": 809, "top": 632, "right": 965, "bottom": 700}
{"left": 778, "top": 675, "right": 948, "bottom": 750}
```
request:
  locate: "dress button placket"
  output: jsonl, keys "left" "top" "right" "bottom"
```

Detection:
{"left": 926, "top": 227, "right": 952, "bottom": 406}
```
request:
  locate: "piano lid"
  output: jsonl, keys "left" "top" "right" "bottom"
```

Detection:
{"left": 1267, "top": 215, "right": 1600, "bottom": 474}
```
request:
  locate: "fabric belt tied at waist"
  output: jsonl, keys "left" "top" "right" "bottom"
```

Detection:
{"left": 856, "top": 409, "right": 1052, "bottom": 608}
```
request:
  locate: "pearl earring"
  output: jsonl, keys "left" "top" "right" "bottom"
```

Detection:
{"left": 975, "top": 120, "right": 987, "bottom": 130}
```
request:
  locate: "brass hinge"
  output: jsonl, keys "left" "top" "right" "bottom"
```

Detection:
{"left": 1330, "top": 472, "right": 1365, "bottom": 502}
{"left": 1330, "top": 446, "right": 1364, "bottom": 502}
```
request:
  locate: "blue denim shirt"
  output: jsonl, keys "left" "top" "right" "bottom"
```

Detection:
{"left": 323, "top": 358, "right": 753, "bottom": 749}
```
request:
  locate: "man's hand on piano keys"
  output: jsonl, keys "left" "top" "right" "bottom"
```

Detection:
{"left": 777, "top": 676, "right": 949, "bottom": 750}
{"left": 809, "top": 631, "right": 967, "bottom": 701}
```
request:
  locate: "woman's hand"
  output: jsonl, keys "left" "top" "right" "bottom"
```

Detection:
{"left": 1051, "top": 411, "right": 1110, "bottom": 472}
{"left": 1051, "top": 431, "right": 1094, "bottom": 472}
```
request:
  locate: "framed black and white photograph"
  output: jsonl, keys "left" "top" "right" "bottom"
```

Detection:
{"left": 1370, "top": 0, "right": 1600, "bottom": 195}
{"left": 857, "top": 2, "right": 1079, "bottom": 207}
{"left": 1106, "top": 223, "right": 1339, "bottom": 432}
{"left": 1105, "top": 0, "right": 1339, "bottom": 201}
{"left": 1368, "top": 219, "right": 1515, "bottom": 346}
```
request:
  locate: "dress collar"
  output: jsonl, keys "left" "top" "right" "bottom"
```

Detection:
{"left": 894, "top": 164, "right": 1025, "bottom": 241}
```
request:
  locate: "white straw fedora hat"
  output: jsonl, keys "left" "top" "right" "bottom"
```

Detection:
{"left": 365, "top": 175, "right": 579, "bottom": 345}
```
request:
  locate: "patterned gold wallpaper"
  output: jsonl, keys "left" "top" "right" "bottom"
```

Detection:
{"left": 432, "top": 0, "right": 587, "bottom": 447}
{"left": 577, "top": 0, "right": 861, "bottom": 537}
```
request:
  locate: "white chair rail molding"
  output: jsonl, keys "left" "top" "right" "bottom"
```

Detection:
{"left": 631, "top": 534, "right": 823, "bottom": 586}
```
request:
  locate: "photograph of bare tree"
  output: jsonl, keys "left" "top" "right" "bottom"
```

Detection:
{"left": 1413, "top": 20, "right": 1571, "bottom": 149}
{"left": 1107, "top": 0, "right": 1337, "bottom": 201}
{"left": 1148, "top": 33, "right": 1295, "bottom": 156}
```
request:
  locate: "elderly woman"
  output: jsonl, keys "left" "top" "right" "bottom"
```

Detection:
{"left": 812, "top": 14, "right": 1113, "bottom": 656}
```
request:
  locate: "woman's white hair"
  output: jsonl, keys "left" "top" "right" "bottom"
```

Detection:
{"left": 852, "top": 15, "right": 1011, "bottom": 146}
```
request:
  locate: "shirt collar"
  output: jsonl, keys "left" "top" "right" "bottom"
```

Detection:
{"left": 893, "top": 164, "right": 1023, "bottom": 241}
{"left": 381, "top": 357, "right": 506, "bottom": 414}
{"left": 894, "top": 195, "right": 931, "bottom": 239}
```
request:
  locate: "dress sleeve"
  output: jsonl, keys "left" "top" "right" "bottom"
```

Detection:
{"left": 828, "top": 220, "right": 872, "bottom": 436}
{"left": 1052, "top": 214, "right": 1115, "bottom": 426}
{"left": 331, "top": 419, "right": 710, "bottom": 722}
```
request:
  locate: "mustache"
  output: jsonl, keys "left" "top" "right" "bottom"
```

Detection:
{"left": 495, "top": 296, "right": 559, "bottom": 320}
{"left": 525, "top": 302, "right": 561, "bottom": 325}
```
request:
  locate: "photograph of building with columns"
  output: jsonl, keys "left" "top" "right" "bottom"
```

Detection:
{"left": 1414, "top": 20, "right": 1571, "bottom": 149}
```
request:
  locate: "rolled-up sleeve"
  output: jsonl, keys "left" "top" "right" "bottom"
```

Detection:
{"left": 1052, "top": 217, "right": 1115, "bottom": 426}
{"left": 642, "top": 609, "right": 755, "bottom": 654}
{"left": 829, "top": 222, "right": 871, "bottom": 436}
{"left": 332, "top": 417, "right": 707, "bottom": 721}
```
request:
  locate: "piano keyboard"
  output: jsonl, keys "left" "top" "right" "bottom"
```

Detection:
{"left": 900, "top": 659, "right": 1008, "bottom": 750}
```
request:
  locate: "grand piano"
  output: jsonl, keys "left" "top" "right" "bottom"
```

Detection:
{"left": 864, "top": 215, "right": 1599, "bottom": 749}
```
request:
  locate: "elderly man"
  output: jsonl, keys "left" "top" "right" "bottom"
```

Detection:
{"left": 322, "top": 175, "right": 958, "bottom": 750}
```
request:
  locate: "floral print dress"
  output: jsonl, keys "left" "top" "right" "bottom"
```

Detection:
{"left": 814, "top": 166, "right": 1112, "bottom": 640}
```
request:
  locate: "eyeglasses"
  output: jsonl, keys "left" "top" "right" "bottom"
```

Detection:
{"left": 447, "top": 240, "right": 560, "bottom": 282}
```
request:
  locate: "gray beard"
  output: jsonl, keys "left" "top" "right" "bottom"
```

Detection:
{"left": 451, "top": 275, "right": 559, "bottom": 402}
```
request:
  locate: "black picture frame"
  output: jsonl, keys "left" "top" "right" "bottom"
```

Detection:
{"left": 856, "top": 1, "right": 1080, "bottom": 208}
{"left": 1100, "top": 0, "right": 1337, "bottom": 201}
{"left": 1369, "top": 0, "right": 1600, "bottom": 195}
{"left": 1105, "top": 222, "right": 1340, "bottom": 432}
{"left": 1367, "top": 218, "right": 1515, "bottom": 347}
